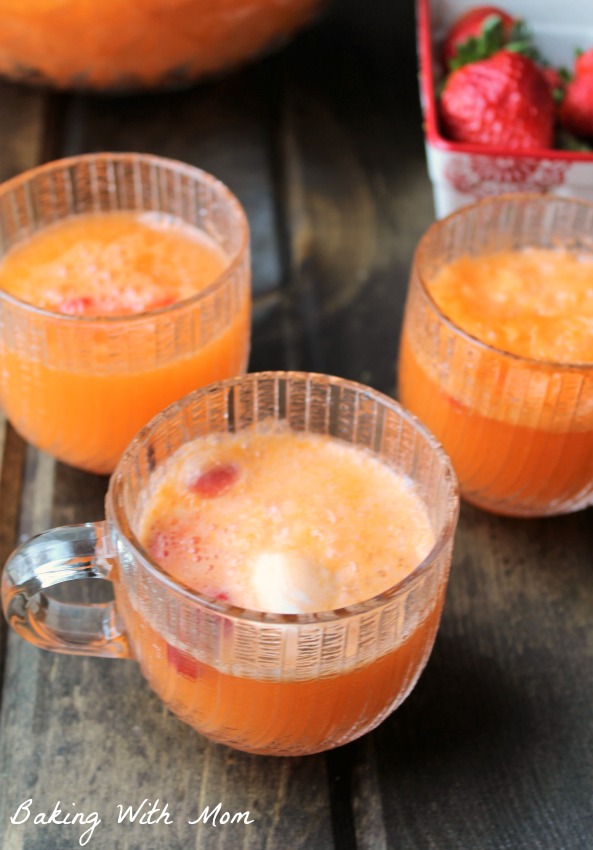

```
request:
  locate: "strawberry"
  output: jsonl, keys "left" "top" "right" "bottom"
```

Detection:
{"left": 559, "top": 72, "right": 593, "bottom": 139}
{"left": 558, "top": 48, "right": 593, "bottom": 141}
{"left": 575, "top": 47, "right": 593, "bottom": 78}
{"left": 443, "top": 6, "right": 516, "bottom": 70}
{"left": 189, "top": 462, "right": 240, "bottom": 498}
{"left": 440, "top": 50, "right": 555, "bottom": 150}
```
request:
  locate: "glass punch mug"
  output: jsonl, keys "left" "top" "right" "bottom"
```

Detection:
{"left": 2, "top": 372, "right": 459, "bottom": 757}
{"left": 0, "top": 152, "right": 251, "bottom": 475}
{"left": 398, "top": 195, "right": 593, "bottom": 518}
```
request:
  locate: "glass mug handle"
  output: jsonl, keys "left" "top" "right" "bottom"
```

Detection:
{"left": 1, "top": 522, "right": 131, "bottom": 658}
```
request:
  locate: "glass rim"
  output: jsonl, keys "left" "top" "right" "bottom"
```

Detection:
{"left": 0, "top": 151, "right": 250, "bottom": 325}
{"left": 107, "top": 371, "right": 460, "bottom": 626}
{"left": 415, "top": 192, "right": 593, "bottom": 372}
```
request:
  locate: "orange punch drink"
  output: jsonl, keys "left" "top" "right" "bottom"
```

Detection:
{"left": 0, "top": 154, "right": 251, "bottom": 474}
{"left": 2, "top": 373, "right": 459, "bottom": 756}
{"left": 398, "top": 195, "right": 593, "bottom": 517}
{"left": 0, "top": 0, "right": 322, "bottom": 91}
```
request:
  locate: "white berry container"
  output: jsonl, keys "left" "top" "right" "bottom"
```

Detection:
{"left": 418, "top": 0, "right": 593, "bottom": 217}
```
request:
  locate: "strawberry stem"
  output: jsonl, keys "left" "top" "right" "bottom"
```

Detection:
{"left": 448, "top": 15, "right": 507, "bottom": 71}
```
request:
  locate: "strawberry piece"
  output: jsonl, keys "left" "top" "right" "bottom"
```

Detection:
{"left": 189, "top": 462, "right": 240, "bottom": 498}
{"left": 559, "top": 72, "right": 593, "bottom": 139}
{"left": 214, "top": 592, "right": 229, "bottom": 602}
{"left": 167, "top": 644, "right": 199, "bottom": 680}
{"left": 443, "top": 6, "right": 516, "bottom": 70}
{"left": 56, "top": 295, "right": 96, "bottom": 315}
{"left": 440, "top": 50, "right": 555, "bottom": 150}
{"left": 147, "top": 294, "right": 177, "bottom": 310}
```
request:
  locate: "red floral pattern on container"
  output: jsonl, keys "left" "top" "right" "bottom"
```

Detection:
{"left": 444, "top": 155, "right": 569, "bottom": 197}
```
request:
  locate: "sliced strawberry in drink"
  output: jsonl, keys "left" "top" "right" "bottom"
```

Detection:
{"left": 147, "top": 293, "right": 177, "bottom": 310}
{"left": 214, "top": 591, "right": 229, "bottom": 603}
{"left": 167, "top": 643, "right": 200, "bottom": 680}
{"left": 189, "top": 462, "right": 240, "bottom": 498}
{"left": 56, "top": 295, "right": 96, "bottom": 315}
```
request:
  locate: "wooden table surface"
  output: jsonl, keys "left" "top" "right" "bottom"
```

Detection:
{"left": 0, "top": 2, "right": 592, "bottom": 848}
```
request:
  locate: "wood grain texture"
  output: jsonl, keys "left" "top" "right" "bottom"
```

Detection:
{"left": 0, "top": 80, "right": 46, "bottom": 724}
{"left": 0, "top": 82, "right": 44, "bottom": 180}
{"left": 269, "top": 0, "right": 433, "bottom": 391}
{"left": 0, "top": 79, "right": 47, "bottom": 540}
{"left": 367, "top": 505, "right": 593, "bottom": 850}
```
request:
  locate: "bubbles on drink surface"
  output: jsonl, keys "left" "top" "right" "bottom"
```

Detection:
{"left": 137, "top": 421, "right": 436, "bottom": 614}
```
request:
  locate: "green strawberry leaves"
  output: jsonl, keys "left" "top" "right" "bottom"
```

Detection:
{"left": 448, "top": 15, "right": 507, "bottom": 70}
{"left": 448, "top": 16, "right": 542, "bottom": 71}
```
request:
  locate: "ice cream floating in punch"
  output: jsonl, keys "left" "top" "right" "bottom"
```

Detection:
{"left": 1, "top": 372, "right": 459, "bottom": 757}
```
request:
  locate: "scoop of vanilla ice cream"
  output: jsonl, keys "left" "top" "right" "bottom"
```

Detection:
{"left": 250, "top": 551, "right": 338, "bottom": 614}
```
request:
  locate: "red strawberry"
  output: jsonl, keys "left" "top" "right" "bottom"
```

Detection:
{"left": 440, "top": 50, "right": 555, "bottom": 150}
{"left": 559, "top": 72, "right": 593, "bottom": 139}
{"left": 575, "top": 47, "right": 593, "bottom": 78}
{"left": 558, "top": 48, "right": 593, "bottom": 141}
{"left": 443, "top": 6, "right": 516, "bottom": 70}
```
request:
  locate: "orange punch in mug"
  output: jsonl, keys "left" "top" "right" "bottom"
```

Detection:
{"left": 0, "top": 153, "right": 251, "bottom": 474}
{"left": 2, "top": 373, "right": 459, "bottom": 756}
{"left": 398, "top": 195, "right": 593, "bottom": 517}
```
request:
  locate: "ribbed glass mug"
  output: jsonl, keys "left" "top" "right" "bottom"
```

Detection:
{"left": 0, "top": 152, "right": 251, "bottom": 474}
{"left": 398, "top": 195, "right": 593, "bottom": 517}
{"left": 2, "top": 372, "right": 459, "bottom": 756}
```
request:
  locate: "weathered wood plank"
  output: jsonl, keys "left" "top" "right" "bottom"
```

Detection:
{"left": 0, "top": 83, "right": 45, "bottom": 179}
{"left": 271, "top": 0, "right": 434, "bottom": 392}
{"left": 0, "top": 91, "right": 72, "bottom": 538}
{"left": 0, "top": 647, "right": 332, "bottom": 849}
{"left": 362, "top": 505, "right": 593, "bottom": 850}
{"left": 0, "top": 427, "right": 27, "bottom": 692}
{"left": 0, "top": 80, "right": 47, "bottom": 508}
{"left": 0, "top": 81, "right": 47, "bottom": 724}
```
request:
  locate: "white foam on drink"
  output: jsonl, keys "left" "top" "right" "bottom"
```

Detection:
{"left": 136, "top": 423, "right": 435, "bottom": 615}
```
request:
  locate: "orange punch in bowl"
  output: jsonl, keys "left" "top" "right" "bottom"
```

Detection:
{"left": 0, "top": 0, "right": 324, "bottom": 91}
